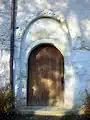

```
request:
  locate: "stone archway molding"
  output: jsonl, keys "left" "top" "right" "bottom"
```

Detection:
{"left": 15, "top": 10, "right": 73, "bottom": 109}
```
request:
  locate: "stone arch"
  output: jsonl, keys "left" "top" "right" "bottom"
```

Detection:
{"left": 21, "top": 10, "right": 67, "bottom": 42}
{"left": 20, "top": 10, "right": 70, "bottom": 53}
{"left": 20, "top": 10, "right": 70, "bottom": 60}
{"left": 25, "top": 39, "right": 64, "bottom": 60}
{"left": 17, "top": 10, "right": 72, "bottom": 107}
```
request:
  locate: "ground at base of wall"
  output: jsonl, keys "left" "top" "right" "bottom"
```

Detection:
{"left": 0, "top": 112, "right": 90, "bottom": 120}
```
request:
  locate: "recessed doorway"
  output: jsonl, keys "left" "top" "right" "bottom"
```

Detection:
{"left": 27, "top": 44, "right": 64, "bottom": 106}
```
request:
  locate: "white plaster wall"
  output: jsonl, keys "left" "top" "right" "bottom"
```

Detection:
{"left": 0, "top": 0, "right": 11, "bottom": 90}
{"left": 71, "top": 50, "right": 90, "bottom": 104}
{"left": 14, "top": 0, "right": 90, "bottom": 110}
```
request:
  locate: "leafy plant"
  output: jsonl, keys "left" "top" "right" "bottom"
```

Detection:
{"left": 84, "top": 89, "right": 90, "bottom": 116}
{"left": 0, "top": 90, "right": 13, "bottom": 113}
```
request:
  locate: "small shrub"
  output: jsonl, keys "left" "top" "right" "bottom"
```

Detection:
{"left": 84, "top": 89, "right": 90, "bottom": 116}
{"left": 0, "top": 90, "right": 13, "bottom": 113}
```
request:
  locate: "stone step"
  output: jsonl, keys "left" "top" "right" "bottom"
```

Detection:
{"left": 16, "top": 106, "right": 70, "bottom": 116}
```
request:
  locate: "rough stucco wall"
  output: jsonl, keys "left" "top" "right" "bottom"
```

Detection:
{"left": 0, "top": 0, "right": 11, "bottom": 89}
{"left": 0, "top": 0, "right": 90, "bottom": 111}
{"left": 14, "top": 0, "right": 90, "bottom": 109}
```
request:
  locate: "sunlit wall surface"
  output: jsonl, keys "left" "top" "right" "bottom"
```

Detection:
{"left": 0, "top": 0, "right": 11, "bottom": 90}
{"left": 0, "top": 0, "right": 90, "bottom": 115}
{"left": 13, "top": 0, "right": 90, "bottom": 111}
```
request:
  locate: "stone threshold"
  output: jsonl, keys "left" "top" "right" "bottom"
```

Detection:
{"left": 16, "top": 106, "right": 73, "bottom": 116}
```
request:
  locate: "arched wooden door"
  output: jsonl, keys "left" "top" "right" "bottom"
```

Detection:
{"left": 28, "top": 44, "right": 64, "bottom": 106}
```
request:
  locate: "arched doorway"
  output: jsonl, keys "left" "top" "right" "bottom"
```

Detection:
{"left": 27, "top": 44, "right": 64, "bottom": 106}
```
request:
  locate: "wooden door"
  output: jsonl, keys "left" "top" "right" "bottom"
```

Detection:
{"left": 28, "top": 44, "right": 64, "bottom": 106}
